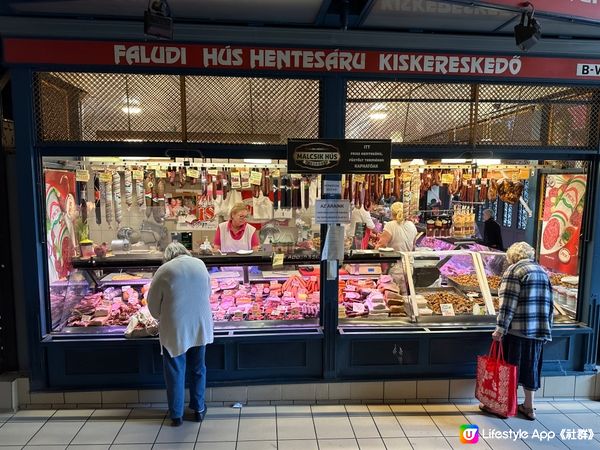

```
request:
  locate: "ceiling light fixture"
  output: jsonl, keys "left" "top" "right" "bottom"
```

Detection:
{"left": 514, "top": 3, "right": 541, "bottom": 51}
{"left": 244, "top": 159, "right": 272, "bottom": 164}
{"left": 369, "top": 112, "right": 388, "bottom": 121}
{"left": 474, "top": 158, "right": 502, "bottom": 165}
{"left": 410, "top": 159, "right": 425, "bottom": 166}
{"left": 122, "top": 106, "right": 142, "bottom": 115}
{"left": 441, "top": 158, "right": 467, "bottom": 164}
{"left": 144, "top": 0, "right": 173, "bottom": 40}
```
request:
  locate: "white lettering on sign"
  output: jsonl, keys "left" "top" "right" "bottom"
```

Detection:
{"left": 202, "top": 46, "right": 244, "bottom": 67}
{"left": 577, "top": 64, "right": 600, "bottom": 77}
{"left": 114, "top": 45, "right": 187, "bottom": 65}
{"left": 378, "top": 53, "right": 521, "bottom": 75}
{"left": 249, "top": 49, "right": 366, "bottom": 71}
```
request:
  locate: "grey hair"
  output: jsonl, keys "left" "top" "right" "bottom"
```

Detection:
{"left": 483, "top": 208, "right": 494, "bottom": 219}
{"left": 506, "top": 241, "right": 536, "bottom": 265}
{"left": 163, "top": 241, "right": 191, "bottom": 263}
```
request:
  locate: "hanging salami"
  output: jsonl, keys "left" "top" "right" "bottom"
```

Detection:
{"left": 104, "top": 175, "right": 113, "bottom": 228}
{"left": 94, "top": 173, "right": 101, "bottom": 225}
{"left": 124, "top": 170, "right": 133, "bottom": 210}
{"left": 112, "top": 171, "right": 122, "bottom": 226}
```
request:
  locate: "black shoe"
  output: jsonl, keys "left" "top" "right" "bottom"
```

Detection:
{"left": 194, "top": 406, "right": 207, "bottom": 422}
{"left": 171, "top": 417, "right": 183, "bottom": 427}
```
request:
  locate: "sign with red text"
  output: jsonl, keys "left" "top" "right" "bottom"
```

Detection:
{"left": 4, "top": 38, "right": 600, "bottom": 81}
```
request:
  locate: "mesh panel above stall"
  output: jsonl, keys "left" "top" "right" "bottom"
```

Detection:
{"left": 346, "top": 81, "right": 600, "bottom": 149}
{"left": 34, "top": 72, "right": 320, "bottom": 144}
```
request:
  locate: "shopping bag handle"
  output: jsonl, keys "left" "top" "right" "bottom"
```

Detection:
{"left": 488, "top": 340, "right": 505, "bottom": 362}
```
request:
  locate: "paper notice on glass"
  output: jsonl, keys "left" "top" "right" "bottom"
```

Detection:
{"left": 440, "top": 304, "right": 455, "bottom": 316}
{"left": 321, "top": 224, "right": 345, "bottom": 262}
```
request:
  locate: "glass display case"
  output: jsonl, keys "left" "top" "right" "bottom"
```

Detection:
{"left": 50, "top": 252, "right": 322, "bottom": 335}
{"left": 479, "top": 250, "right": 578, "bottom": 322}
{"left": 404, "top": 250, "right": 496, "bottom": 322}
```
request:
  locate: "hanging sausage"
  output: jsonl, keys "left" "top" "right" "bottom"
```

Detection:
{"left": 144, "top": 171, "right": 154, "bottom": 218}
{"left": 124, "top": 170, "right": 133, "bottom": 210}
{"left": 104, "top": 174, "right": 113, "bottom": 228}
{"left": 112, "top": 171, "right": 122, "bottom": 226}
{"left": 154, "top": 177, "right": 166, "bottom": 222}
{"left": 94, "top": 173, "right": 101, "bottom": 225}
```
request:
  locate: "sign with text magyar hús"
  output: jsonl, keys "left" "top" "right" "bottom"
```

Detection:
{"left": 6, "top": 38, "right": 600, "bottom": 81}
{"left": 287, "top": 139, "right": 391, "bottom": 174}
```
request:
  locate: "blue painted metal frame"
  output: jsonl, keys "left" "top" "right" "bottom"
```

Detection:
{"left": 11, "top": 41, "right": 600, "bottom": 389}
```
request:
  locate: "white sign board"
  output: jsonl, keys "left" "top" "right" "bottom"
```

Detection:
{"left": 315, "top": 199, "right": 351, "bottom": 224}
{"left": 323, "top": 180, "right": 342, "bottom": 196}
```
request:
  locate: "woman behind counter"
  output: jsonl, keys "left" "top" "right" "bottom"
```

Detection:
{"left": 376, "top": 201, "right": 418, "bottom": 252}
{"left": 213, "top": 202, "right": 260, "bottom": 253}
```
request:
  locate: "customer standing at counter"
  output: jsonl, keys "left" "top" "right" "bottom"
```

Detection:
{"left": 482, "top": 208, "right": 504, "bottom": 250}
{"left": 376, "top": 201, "right": 418, "bottom": 251}
{"left": 213, "top": 202, "right": 260, "bottom": 252}
{"left": 485, "top": 242, "right": 553, "bottom": 421}
{"left": 148, "top": 242, "right": 214, "bottom": 426}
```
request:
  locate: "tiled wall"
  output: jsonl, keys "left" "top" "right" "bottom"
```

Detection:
{"left": 2, "top": 374, "right": 598, "bottom": 412}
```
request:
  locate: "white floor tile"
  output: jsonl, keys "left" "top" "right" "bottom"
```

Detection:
{"left": 113, "top": 419, "right": 163, "bottom": 444}
{"left": 66, "top": 446, "right": 109, "bottom": 450}
{"left": 11, "top": 409, "right": 55, "bottom": 421}
{"left": 409, "top": 436, "right": 452, "bottom": 450}
{"left": 277, "top": 415, "right": 316, "bottom": 440}
{"left": 535, "top": 414, "right": 579, "bottom": 435}
{"left": 482, "top": 437, "right": 530, "bottom": 450}
{"left": 312, "top": 405, "right": 354, "bottom": 439}
{"left": 155, "top": 418, "right": 200, "bottom": 443}
{"left": 565, "top": 413, "right": 600, "bottom": 432}
{"left": 276, "top": 440, "right": 318, "bottom": 450}
{"left": 28, "top": 420, "right": 85, "bottom": 445}
{"left": 235, "top": 441, "right": 277, "bottom": 450}
{"left": 367, "top": 405, "right": 404, "bottom": 438}
{"left": 90, "top": 409, "right": 131, "bottom": 419}
{"left": 382, "top": 437, "right": 413, "bottom": 449}
{"left": 194, "top": 443, "right": 236, "bottom": 450}
{"left": 429, "top": 412, "right": 468, "bottom": 436}
{"left": 0, "top": 412, "right": 14, "bottom": 422}
{"left": 391, "top": 405, "right": 441, "bottom": 438}
{"left": 356, "top": 437, "right": 386, "bottom": 449}
{"left": 70, "top": 420, "right": 125, "bottom": 445}
{"left": 318, "top": 439, "right": 360, "bottom": 449}
{"left": 446, "top": 435, "right": 491, "bottom": 449}
{"left": 51, "top": 409, "right": 94, "bottom": 420}
{"left": 237, "top": 416, "right": 276, "bottom": 441}
{"left": 0, "top": 421, "right": 44, "bottom": 445}
{"left": 196, "top": 410, "right": 239, "bottom": 442}
{"left": 549, "top": 403, "right": 590, "bottom": 414}
{"left": 111, "top": 445, "right": 153, "bottom": 450}
{"left": 23, "top": 446, "right": 66, "bottom": 450}
{"left": 153, "top": 444, "right": 194, "bottom": 450}
{"left": 346, "top": 405, "right": 379, "bottom": 439}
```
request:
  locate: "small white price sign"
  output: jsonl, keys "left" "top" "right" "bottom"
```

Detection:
{"left": 155, "top": 169, "right": 166, "bottom": 179}
{"left": 99, "top": 172, "right": 112, "bottom": 183}
{"left": 250, "top": 170, "right": 263, "bottom": 185}
{"left": 76, "top": 170, "right": 90, "bottom": 182}
{"left": 187, "top": 168, "right": 200, "bottom": 178}
{"left": 132, "top": 170, "right": 144, "bottom": 180}
{"left": 352, "top": 302, "right": 365, "bottom": 314}
{"left": 440, "top": 304, "right": 455, "bottom": 316}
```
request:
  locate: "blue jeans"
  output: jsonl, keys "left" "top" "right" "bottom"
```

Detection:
{"left": 162, "top": 345, "right": 207, "bottom": 419}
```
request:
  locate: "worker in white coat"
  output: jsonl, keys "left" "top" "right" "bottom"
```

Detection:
{"left": 148, "top": 242, "right": 214, "bottom": 426}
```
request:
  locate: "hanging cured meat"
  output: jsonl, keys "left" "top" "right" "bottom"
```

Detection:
{"left": 135, "top": 175, "right": 145, "bottom": 211}
{"left": 112, "top": 172, "right": 122, "bottom": 226}
{"left": 124, "top": 170, "right": 133, "bottom": 210}
{"left": 144, "top": 171, "right": 154, "bottom": 218}
{"left": 154, "top": 178, "right": 166, "bottom": 222}
{"left": 488, "top": 179, "right": 498, "bottom": 201}
{"left": 79, "top": 182, "right": 87, "bottom": 225}
{"left": 178, "top": 167, "right": 186, "bottom": 188}
{"left": 497, "top": 178, "right": 524, "bottom": 204}
{"left": 94, "top": 173, "right": 101, "bottom": 225}
{"left": 104, "top": 176, "right": 113, "bottom": 228}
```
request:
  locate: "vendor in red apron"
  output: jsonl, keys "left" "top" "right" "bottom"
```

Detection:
{"left": 213, "top": 202, "right": 260, "bottom": 252}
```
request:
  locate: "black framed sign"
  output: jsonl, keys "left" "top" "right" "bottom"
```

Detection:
{"left": 287, "top": 139, "right": 392, "bottom": 174}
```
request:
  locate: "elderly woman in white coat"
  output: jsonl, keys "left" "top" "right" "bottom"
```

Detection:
{"left": 148, "top": 242, "right": 214, "bottom": 426}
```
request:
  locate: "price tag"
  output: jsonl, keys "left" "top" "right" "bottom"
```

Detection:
{"left": 250, "top": 170, "right": 263, "bottom": 185}
{"left": 462, "top": 173, "right": 472, "bottom": 181}
{"left": 231, "top": 171, "right": 241, "bottom": 189}
{"left": 271, "top": 169, "right": 281, "bottom": 178}
{"left": 440, "top": 304, "right": 455, "bottom": 316}
{"left": 155, "top": 168, "right": 166, "bottom": 179}
{"left": 99, "top": 172, "right": 112, "bottom": 183}
{"left": 384, "top": 170, "right": 395, "bottom": 180}
{"left": 473, "top": 303, "right": 481, "bottom": 315}
{"left": 241, "top": 171, "right": 251, "bottom": 188}
{"left": 208, "top": 169, "right": 219, "bottom": 176}
{"left": 272, "top": 253, "right": 284, "bottom": 268}
{"left": 234, "top": 311, "right": 244, "bottom": 319}
{"left": 271, "top": 309, "right": 282, "bottom": 316}
{"left": 519, "top": 168, "right": 530, "bottom": 180}
{"left": 353, "top": 174, "right": 365, "bottom": 183}
{"left": 441, "top": 173, "right": 454, "bottom": 184}
{"left": 132, "top": 169, "right": 144, "bottom": 180}
{"left": 187, "top": 168, "right": 200, "bottom": 178}
{"left": 81, "top": 314, "right": 92, "bottom": 322}
{"left": 352, "top": 302, "right": 366, "bottom": 314}
{"left": 76, "top": 169, "right": 90, "bottom": 182}
{"left": 402, "top": 172, "right": 412, "bottom": 181}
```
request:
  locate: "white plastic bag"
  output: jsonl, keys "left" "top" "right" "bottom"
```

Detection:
{"left": 252, "top": 192, "right": 273, "bottom": 220}
{"left": 124, "top": 307, "right": 159, "bottom": 338}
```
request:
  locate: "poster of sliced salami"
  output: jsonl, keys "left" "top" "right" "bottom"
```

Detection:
{"left": 539, "top": 174, "right": 587, "bottom": 275}
{"left": 45, "top": 170, "right": 77, "bottom": 283}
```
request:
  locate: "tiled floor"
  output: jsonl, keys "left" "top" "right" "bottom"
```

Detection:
{"left": 1, "top": 401, "right": 600, "bottom": 449}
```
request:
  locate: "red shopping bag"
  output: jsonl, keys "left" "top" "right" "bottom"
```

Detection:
{"left": 475, "top": 341, "right": 518, "bottom": 417}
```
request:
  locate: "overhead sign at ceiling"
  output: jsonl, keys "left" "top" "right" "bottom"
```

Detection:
{"left": 287, "top": 139, "right": 391, "bottom": 174}
{"left": 4, "top": 38, "right": 600, "bottom": 81}
{"left": 479, "top": 1, "right": 600, "bottom": 22}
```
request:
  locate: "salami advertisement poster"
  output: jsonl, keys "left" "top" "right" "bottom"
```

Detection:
{"left": 45, "top": 170, "right": 78, "bottom": 283}
{"left": 539, "top": 174, "right": 587, "bottom": 275}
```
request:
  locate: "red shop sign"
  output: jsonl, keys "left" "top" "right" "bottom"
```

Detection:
{"left": 481, "top": 1, "right": 600, "bottom": 22}
{"left": 5, "top": 38, "right": 600, "bottom": 81}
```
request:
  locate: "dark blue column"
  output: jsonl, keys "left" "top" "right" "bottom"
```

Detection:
{"left": 11, "top": 68, "right": 48, "bottom": 389}
{"left": 319, "top": 76, "right": 346, "bottom": 379}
